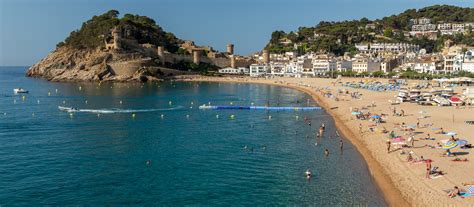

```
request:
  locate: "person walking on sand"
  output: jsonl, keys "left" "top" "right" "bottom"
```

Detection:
{"left": 392, "top": 107, "right": 396, "bottom": 116}
{"left": 386, "top": 139, "right": 391, "bottom": 153}
{"left": 425, "top": 160, "right": 432, "bottom": 179}
{"left": 401, "top": 109, "right": 405, "bottom": 117}
{"left": 339, "top": 139, "right": 343, "bottom": 152}
{"left": 416, "top": 120, "right": 420, "bottom": 128}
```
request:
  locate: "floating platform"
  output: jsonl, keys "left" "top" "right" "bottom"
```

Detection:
{"left": 199, "top": 105, "right": 321, "bottom": 111}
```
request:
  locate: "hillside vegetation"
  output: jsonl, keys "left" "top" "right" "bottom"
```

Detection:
{"left": 56, "top": 10, "right": 182, "bottom": 53}
{"left": 266, "top": 5, "right": 474, "bottom": 55}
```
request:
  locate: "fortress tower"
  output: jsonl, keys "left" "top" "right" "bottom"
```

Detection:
{"left": 230, "top": 55, "right": 236, "bottom": 68}
{"left": 157, "top": 46, "right": 165, "bottom": 61}
{"left": 262, "top": 49, "right": 269, "bottom": 64}
{"left": 193, "top": 50, "right": 201, "bottom": 64}
{"left": 111, "top": 26, "right": 121, "bottom": 49}
{"left": 226, "top": 44, "right": 234, "bottom": 55}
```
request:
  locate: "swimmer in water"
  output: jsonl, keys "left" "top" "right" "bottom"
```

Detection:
{"left": 146, "top": 160, "right": 151, "bottom": 165}
{"left": 324, "top": 149, "right": 329, "bottom": 157}
{"left": 321, "top": 123, "right": 325, "bottom": 131}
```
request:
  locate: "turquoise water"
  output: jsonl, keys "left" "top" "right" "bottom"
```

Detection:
{"left": 0, "top": 67, "right": 386, "bottom": 206}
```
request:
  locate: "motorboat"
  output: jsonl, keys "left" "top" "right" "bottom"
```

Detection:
{"left": 433, "top": 96, "right": 451, "bottom": 106}
{"left": 58, "top": 106, "right": 79, "bottom": 112}
{"left": 397, "top": 89, "right": 409, "bottom": 102}
{"left": 409, "top": 89, "right": 421, "bottom": 102}
{"left": 13, "top": 88, "right": 29, "bottom": 94}
{"left": 441, "top": 88, "right": 454, "bottom": 98}
{"left": 305, "top": 169, "right": 312, "bottom": 178}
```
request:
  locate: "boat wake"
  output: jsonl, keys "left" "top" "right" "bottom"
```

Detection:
{"left": 58, "top": 106, "right": 183, "bottom": 114}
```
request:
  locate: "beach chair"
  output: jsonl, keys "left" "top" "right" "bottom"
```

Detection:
{"left": 467, "top": 186, "right": 474, "bottom": 194}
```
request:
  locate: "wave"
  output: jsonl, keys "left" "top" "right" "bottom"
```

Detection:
{"left": 59, "top": 106, "right": 183, "bottom": 114}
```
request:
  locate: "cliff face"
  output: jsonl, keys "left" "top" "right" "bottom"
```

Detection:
{"left": 26, "top": 47, "right": 158, "bottom": 82}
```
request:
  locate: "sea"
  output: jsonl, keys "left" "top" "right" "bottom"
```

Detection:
{"left": 0, "top": 66, "right": 386, "bottom": 206}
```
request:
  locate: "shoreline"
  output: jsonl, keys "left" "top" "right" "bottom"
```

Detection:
{"left": 179, "top": 76, "right": 408, "bottom": 206}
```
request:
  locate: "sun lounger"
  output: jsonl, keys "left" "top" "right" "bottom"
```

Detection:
{"left": 466, "top": 186, "right": 474, "bottom": 194}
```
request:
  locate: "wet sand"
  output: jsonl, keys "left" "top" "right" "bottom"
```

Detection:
{"left": 178, "top": 75, "right": 474, "bottom": 206}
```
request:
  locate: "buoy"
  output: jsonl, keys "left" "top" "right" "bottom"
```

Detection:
{"left": 216, "top": 114, "right": 219, "bottom": 119}
{"left": 268, "top": 115, "right": 272, "bottom": 120}
{"left": 186, "top": 114, "right": 190, "bottom": 118}
{"left": 119, "top": 100, "right": 122, "bottom": 104}
{"left": 55, "top": 89, "right": 58, "bottom": 93}
{"left": 230, "top": 115, "right": 235, "bottom": 119}
{"left": 160, "top": 114, "right": 164, "bottom": 118}
{"left": 251, "top": 102, "right": 254, "bottom": 106}
{"left": 191, "top": 101, "right": 194, "bottom": 105}
{"left": 132, "top": 113, "right": 136, "bottom": 118}
{"left": 169, "top": 101, "right": 172, "bottom": 105}
{"left": 22, "top": 96, "right": 26, "bottom": 101}
{"left": 37, "top": 100, "right": 40, "bottom": 104}
{"left": 208, "top": 102, "right": 211, "bottom": 105}
{"left": 48, "top": 92, "right": 51, "bottom": 96}
{"left": 230, "top": 102, "right": 233, "bottom": 105}
{"left": 296, "top": 115, "right": 299, "bottom": 119}
{"left": 69, "top": 113, "right": 73, "bottom": 118}
{"left": 85, "top": 100, "right": 88, "bottom": 104}
{"left": 79, "top": 86, "right": 82, "bottom": 91}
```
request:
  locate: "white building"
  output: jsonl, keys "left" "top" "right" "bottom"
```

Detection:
{"left": 462, "top": 50, "right": 474, "bottom": 73}
{"left": 336, "top": 60, "right": 352, "bottom": 72}
{"left": 355, "top": 43, "right": 419, "bottom": 53}
{"left": 249, "top": 64, "right": 270, "bottom": 77}
{"left": 312, "top": 55, "right": 336, "bottom": 75}
{"left": 413, "top": 61, "right": 437, "bottom": 73}
{"left": 270, "top": 62, "right": 286, "bottom": 76}
{"left": 218, "top": 67, "right": 249, "bottom": 75}
{"left": 352, "top": 57, "right": 381, "bottom": 73}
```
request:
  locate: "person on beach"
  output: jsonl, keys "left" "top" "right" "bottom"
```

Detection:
{"left": 319, "top": 127, "right": 324, "bottom": 137}
{"left": 409, "top": 136, "right": 415, "bottom": 147}
{"left": 386, "top": 139, "right": 391, "bottom": 153}
{"left": 392, "top": 107, "right": 396, "bottom": 116}
{"left": 324, "top": 149, "right": 329, "bottom": 157}
{"left": 321, "top": 123, "right": 325, "bottom": 131}
{"left": 416, "top": 120, "right": 420, "bottom": 128}
{"left": 339, "top": 139, "right": 343, "bottom": 152}
{"left": 359, "top": 124, "right": 363, "bottom": 134}
{"left": 448, "top": 186, "right": 461, "bottom": 198}
{"left": 401, "top": 109, "right": 405, "bottom": 117}
{"left": 425, "top": 160, "right": 432, "bottom": 179}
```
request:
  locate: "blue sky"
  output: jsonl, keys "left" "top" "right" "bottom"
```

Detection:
{"left": 0, "top": 0, "right": 472, "bottom": 66}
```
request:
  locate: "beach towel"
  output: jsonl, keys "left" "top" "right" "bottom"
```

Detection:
{"left": 466, "top": 186, "right": 474, "bottom": 194}
{"left": 460, "top": 192, "right": 472, "bottom": 197}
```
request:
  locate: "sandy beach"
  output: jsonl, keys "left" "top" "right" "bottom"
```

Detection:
{"left": 178, "top": 75, "right": 474, "bottom": 206}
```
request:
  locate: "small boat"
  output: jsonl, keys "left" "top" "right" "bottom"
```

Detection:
{"left": 13, "top": 88, "right": 29, "bottom": 94}
{"left": 305, "top": 169, "right": 312, "bottom": 178}
{"left": 58, "top": 106, "right": 79, "bottom": 112}
{"left": 433, "top": 96, "right": 450, "bottom": 106}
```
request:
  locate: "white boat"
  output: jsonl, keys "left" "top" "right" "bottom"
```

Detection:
{"left": 305, "top": 169, "right": 312, "bottom": 178}
{"left": 58, "top": 106, "right": 79, "bottom": 112}
{"left": 13, "top": 88, "right": 29, "bottom": 93}
{"left": 433, "top": 96, "right": 450, "bottom": 106}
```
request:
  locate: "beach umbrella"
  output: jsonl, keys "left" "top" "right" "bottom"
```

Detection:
{"left": 351, "top": 111, "right": 361, "bottom": 115}
{"left": 372, "top": 115, "right": 381, "bottom": 119}
{"left": 406, "top": 125, "right": 417, "bottom": 129}
{"left": 442, "top": 141, "right": 458, "bottom": 150}
{"left": 445, "top": 132, "right": 457, "bottom": 136}
{"left": 450, "top": 96, "right": 461, "bottom": 102}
